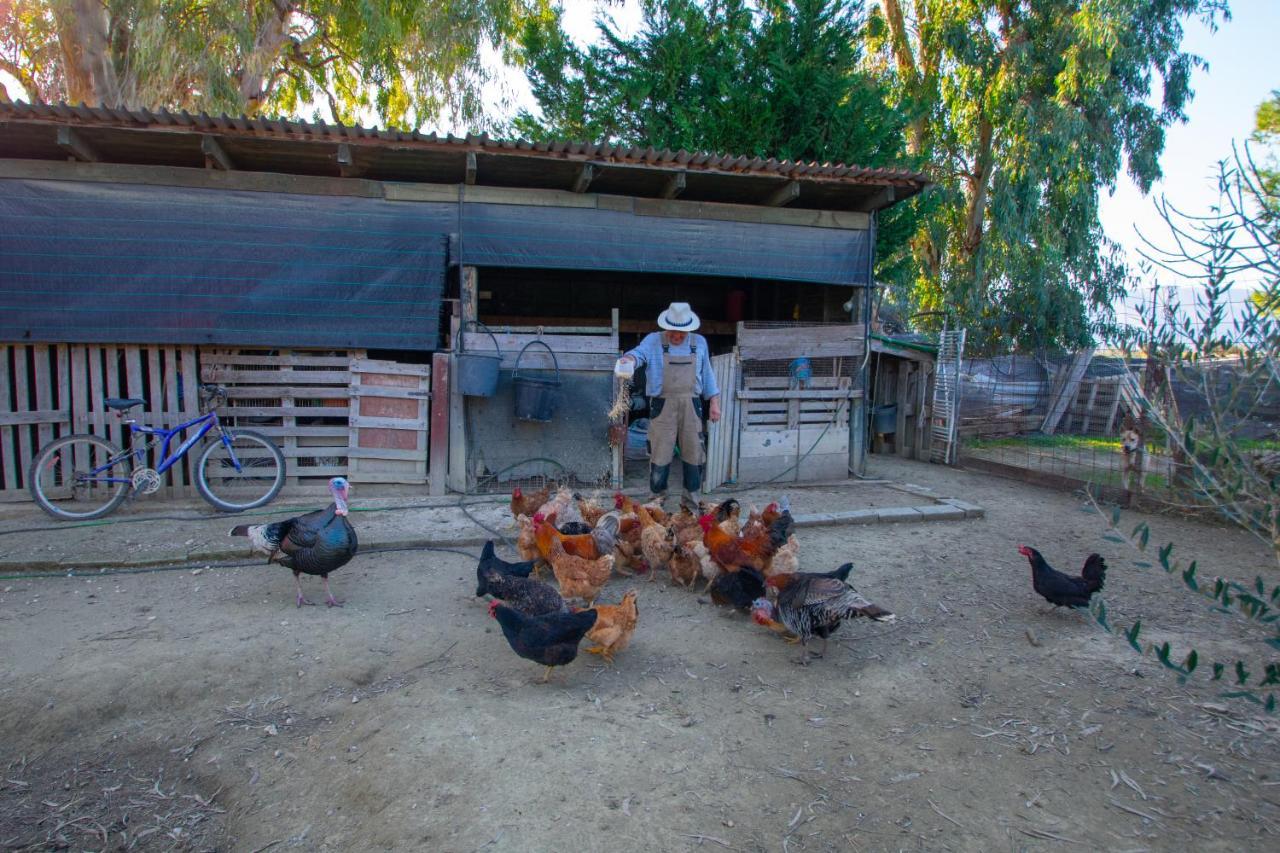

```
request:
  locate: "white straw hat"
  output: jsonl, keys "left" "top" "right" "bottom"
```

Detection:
{"left": 658, "top": 302, "right": 700, "bottom": 332}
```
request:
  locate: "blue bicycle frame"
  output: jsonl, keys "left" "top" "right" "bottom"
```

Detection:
{"left": 88, "top": 409, "right": 244, "bottom": 484}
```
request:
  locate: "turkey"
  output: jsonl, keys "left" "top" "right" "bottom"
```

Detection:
{"left": 230, "top": 476, "right": 358, "bottom": 607}
{"left": 752, "top": 564, "right": 894, "bottom": 663}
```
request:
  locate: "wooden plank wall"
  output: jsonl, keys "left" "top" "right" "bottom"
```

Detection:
{"left": 348, "top": 357, "right": 430, "bottom": 484}
{"left": 200, "top": 348, "right": 358, "bottom": 490}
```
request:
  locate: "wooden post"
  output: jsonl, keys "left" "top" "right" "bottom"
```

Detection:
{"left": 429, "top": 352, "right": 450, "bottom": 495}
{"left": 896, "top": 360, "right": 909, "bottom": 457}
{"left": 446, "top": 317, "right": 468, "bottom": 493}
{"left": 461, "top": 266, "right": 479, "bottom": 327}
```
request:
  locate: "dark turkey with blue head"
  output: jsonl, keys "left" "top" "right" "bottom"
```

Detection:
{"left": 230, "top": 476, "right": 358, "bottom": 607}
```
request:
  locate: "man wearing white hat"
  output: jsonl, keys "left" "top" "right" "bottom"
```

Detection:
{"left": 618, "top": 302, "right": 721, "bottom": 513}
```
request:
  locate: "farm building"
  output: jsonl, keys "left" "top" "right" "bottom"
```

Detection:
{"left": 0, "top": 100, "right": 928, "bottom": 501}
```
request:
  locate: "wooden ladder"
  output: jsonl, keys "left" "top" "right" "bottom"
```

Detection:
{"left": 930, "top": 329, "right": 966, "bottom": 465}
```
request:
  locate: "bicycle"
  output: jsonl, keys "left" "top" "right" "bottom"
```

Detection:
{"left": 28, "top": 384, "right": 286, "bottom": 521}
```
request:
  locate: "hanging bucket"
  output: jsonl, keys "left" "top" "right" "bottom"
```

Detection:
{"left": 512, "top": 340, "right": 561, "bottom": 422}
{"left": 873, "top": 403, "right": 898, "bottom": 434}
{"left": 457, "top": 322, "right": 501, "bottom": 397}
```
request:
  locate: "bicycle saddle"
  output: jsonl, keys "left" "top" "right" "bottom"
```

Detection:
{"left": 104, "top": 397, "right": 145, "bottom": 411}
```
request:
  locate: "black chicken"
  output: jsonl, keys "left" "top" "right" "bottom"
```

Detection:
{"left": 1018, "top": 546, "right": 1107, "bottom": 609}
{"left": 476, "top": 554, "right": 567, "bottom": 617}
{"left": 474, "top": 540, "right": 535, "bottom": 596}
{"left": 230, "top": 476, "right": 357, "bottom": 607}
{"left": 709, "top": 565, "right": 766, "bottom": 611}
{"left": 488, "top": 601, "right": 599, "bottom": 682}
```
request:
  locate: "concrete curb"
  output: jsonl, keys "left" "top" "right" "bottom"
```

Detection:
{"left": 0, "top": 500, "right": 985, "bottom": 575}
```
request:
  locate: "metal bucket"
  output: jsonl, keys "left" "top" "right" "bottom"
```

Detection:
{"left": 873, "top": 403, "right": 898, "bottom": 434}
{"left": 512, "top": 340, "right": 561, "bottom": 422}
{"left": 457, "top": 322, "right": 501, "bottom": 397}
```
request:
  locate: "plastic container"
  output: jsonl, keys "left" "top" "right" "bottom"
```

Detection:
{"left": 512, "top": 340, "right": 561, "bottom": 422}
{"left": 457, "top": 322, "right": 501, "bottom": 397}
{"left": 872, "top": 403, "right": 898, "bottom": 434}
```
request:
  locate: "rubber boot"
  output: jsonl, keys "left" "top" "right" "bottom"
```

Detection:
{"left": 681, "top": 461, "right": 703, "bottom": 514}
{"left": 649, "top": 463, "right": 670, "bottom": 508}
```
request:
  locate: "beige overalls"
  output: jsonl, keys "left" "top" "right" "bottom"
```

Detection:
{"left": 647, "top": 342, "right": 705, "bottom": 510}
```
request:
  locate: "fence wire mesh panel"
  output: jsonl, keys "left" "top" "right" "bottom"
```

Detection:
{"left": 956, "top": 345, "right": 1278, "bottom": 507}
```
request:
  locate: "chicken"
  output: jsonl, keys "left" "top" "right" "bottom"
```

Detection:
{"left": 576, "top": 494, "right": 609, "bottom": 527}
{"left": 592, "top": 511, "right": 621, "bottom": 560}
{"left": 710, "top": 565, "right": 766, "bottom": 611}
{"left": 615, "top": 492, "right": 668, "bottom": 524}
{"left": 510, "top": 485, "right": 551, "bottom": 520}
{"left": 699, "top": 497, "right": 793, "bottom": 574}
{"left": 533, "top": 512, "right": 599, "bottom": 561}
{"left": 515, "top": 514, "right": 540, "bottom": 564}
{"left": 474, "top": 540, "right": 535, "bottom": 596}
{"left": 476, "top": 559, "right": 567, "bottom": 617}
{"left": 489, "top": 600, "right": 598, "bottom": 682}
{"left": 1018, "top": 546, "right": 1107, "bottom": 609}
{"left": 548, "top": 537, "right": 615, "bottom": 605}
{"left": 584, "top": 590, "right": 639, "bottom": 664}
{"left": 765, "top": 534, "right": 801, "bottom": 578}
{"left": 540, "top": 486, "right": 585, "bottom": 527}
{"left": 666, "top": 542, "right": 704, "bottom": 588}
{"left": 231, "top": 476, "right": 357, "bottom": 608}
{"left": 753, "top": 566, "right": 894, "bottom": 662}
{"left": 636, "top": 505, "right": 674, "bottom": 582}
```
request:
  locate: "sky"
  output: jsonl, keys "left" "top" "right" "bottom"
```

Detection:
{"left": 2, "top": 0, "right": 1274, "bottom": 326}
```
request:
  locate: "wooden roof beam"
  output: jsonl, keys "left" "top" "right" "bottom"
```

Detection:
{"left": 335, "top": 142, "right": 362, "bottom": 177}
{"left": 764, "top": 180, "right": 800, "bottom": 207}
{"left": 200, "top": 135, "right": 235, "bottom": 170}
{"left": 56, "top": 126, "right": 99, "bottom": 162}
{"left": 572, "top": 162, "right": 596, "bottom": 193}
{"left": 855, "top": 185, "right": 896, "bottom": 212}
{"left": 660, "top": 171, "right": 686, "bottom": 199}
{"left": 465, "top": 151, "right": 477, "bottom": 185}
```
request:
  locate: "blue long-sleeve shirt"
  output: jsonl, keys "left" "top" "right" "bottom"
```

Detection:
{"left": 625, "top": 332, "right": 720, "bottom": 399}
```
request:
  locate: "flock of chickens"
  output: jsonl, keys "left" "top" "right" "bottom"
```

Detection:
{"left": 480, "top": 485, "right": 899, "bottom": 681}
{"left": 230, "top": 477, "right": 1111, "bottom": 684}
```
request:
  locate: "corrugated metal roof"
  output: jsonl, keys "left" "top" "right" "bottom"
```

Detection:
{"left": 0, "top": 99, "right": 930, "bottom": 188}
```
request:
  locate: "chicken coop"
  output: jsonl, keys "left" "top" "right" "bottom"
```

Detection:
{"left": 0, "top": 100, "right": 928, "bottom": 501}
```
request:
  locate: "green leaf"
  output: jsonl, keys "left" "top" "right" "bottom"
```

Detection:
{"left": 1213, "top": 662, "right": 1225, "bottom": 680}
{"left": 1266, "top": 638, "right": 1280, "bottom": 652}
{"left": 1220, "top": 690, "right": 1264, "bottom": 705}
{"left": 1236, "top": 661, "right": 1251, "bottom": 685}
{"left": 1267, "top": 694, "right": 1277, "bottom": 715}
{"left": 1125, "top": 621, "right": 1143, "bottom": 652}
{"left": 1183, "top": 562, "right": 1199, "bottom": 591}
{"left": 1159, "top": 543, "right": 1174, "bottom": 572}
{"left": 1103, "top": 533, "right": 1125, "bottom": 544}
{"left": 1111, "top": 506, "right": 1122, "bottom": 526}
{"left": 1262, "top": 664, "right": 1280, "bottom": 687}
{"left": 1184, "top": 649, "right": 1199, "bottom": 674}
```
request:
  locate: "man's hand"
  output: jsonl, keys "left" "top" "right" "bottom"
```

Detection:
{"left": 708, "top": 395, "right": 722, "bottom": 423}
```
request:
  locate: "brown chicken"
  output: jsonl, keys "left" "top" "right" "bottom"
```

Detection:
{"left": 548, "top": 537, "right": 614, "bottom": 605}
{"left": 584, "top": 590, "right": 639, "bottom": 664}
{"left": 510, "top": 486, "right": 551, "bottom": 520}
{"left": 666, "top": 542, "right": 704, "bottom": 588}
{"left": 615, "top": 493, "right": 668, "bottom": 524}
{"left": 515, "top": 514, "right": 540, "bottom": 564}
{"left": 576, "top": 494, "right": 609, "bottom": 527}
{"left": 533, "top": 512, "right": 599, "bottom": 561}
{"left": 765, "top": 534, "right": 801, "bottom": 578}
{"left": 699, "top": 496, "right": 793, "bottom": 573}
{"left": 636, "top": 505, "right": 674, "bottom": 582}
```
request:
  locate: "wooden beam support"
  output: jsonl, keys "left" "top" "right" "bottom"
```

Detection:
{"left": 335, "top": 143, "right": 360, "bottom": 177}
{"left": 660, "top": 171, "right": 686, "bottom": 199}
{"left": 855, "top": 185, "right": 896, "bottom": 212}
{"left": 572, "top": 162, "right": 596, "bottom": 193}
{"left": 56, "top": 127, "right": 99, "bottom": 162}
{"left": 200, "top": 135, "right": 235, "bottom": 171}
{"left": 465, "top": 151, "right": 477, "bottom": 185}
{"left": 429, "top": 352, "right": 451, "bottom": 495}
{"left": 764, "top": 180, "right": 800, "bottom": 207}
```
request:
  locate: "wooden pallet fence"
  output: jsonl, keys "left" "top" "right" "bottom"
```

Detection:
{"left": 0, "top": 344, "right": 69, "bottom": 499}
{"left": 200, "top": 348, "right": 359, "bottom": 489}
{"left": 348, "top": 357, "right": 430, "bottom": 484}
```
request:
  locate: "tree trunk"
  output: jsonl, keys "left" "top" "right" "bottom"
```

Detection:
{"left": 960, "top": 115, "right": 995, "bottom": 293}
{"left": 52, "top": 0, "right": 119, "bottom": 106}
{"left": 880, "top": 0, "right": 928, "bottom": 157}
{"left": 236, "top": 0, "right": 296, "bottom": 115}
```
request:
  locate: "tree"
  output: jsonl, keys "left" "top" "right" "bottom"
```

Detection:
{"left": 1251, "top": 89, "right": 1279, "bottom": 221}
{"left": 0, "top": 0, "right": 551, "bottom": 128}
{"left": 866, "top": 0, "right": 1229, "bottom": 351}
{"left": 514, "top": 0, "right": 920, "bottom": 290}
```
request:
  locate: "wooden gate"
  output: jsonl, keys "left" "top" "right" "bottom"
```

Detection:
{"left": 348, "top": 357, "right": 430, "bottom": 484}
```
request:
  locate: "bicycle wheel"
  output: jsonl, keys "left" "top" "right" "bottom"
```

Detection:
{"left": 195, "top": 429, "right": 286, "bottom": 512}
{"left": 28, "top": 434, "right": 132, "bottom": 521}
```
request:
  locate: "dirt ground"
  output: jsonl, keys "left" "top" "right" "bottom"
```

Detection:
{"left": 1, "top": 456, "right": 1277, "bottom": 852}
